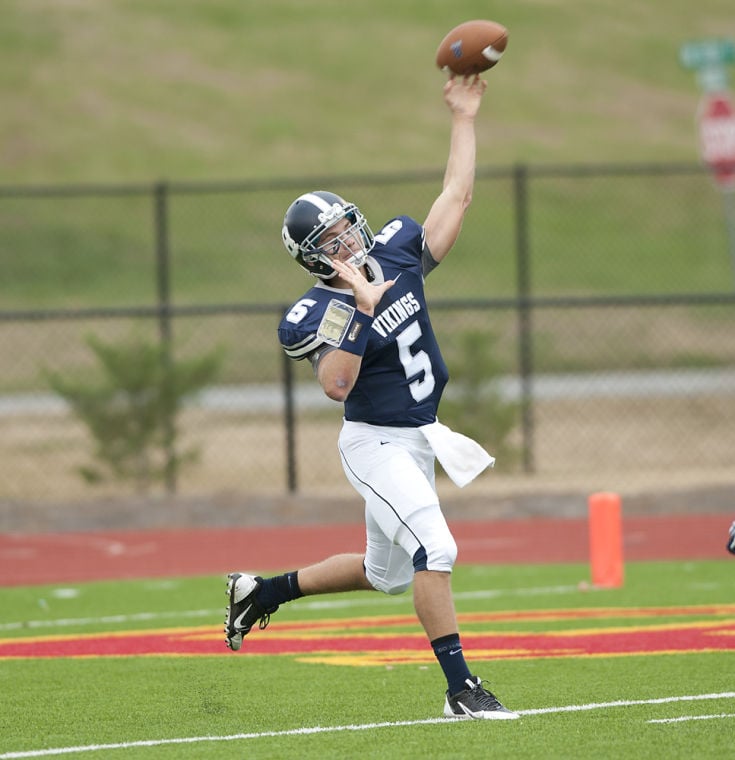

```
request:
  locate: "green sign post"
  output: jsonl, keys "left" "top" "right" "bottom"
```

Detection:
{"left": 679, "top": 38, "right": 735, "bottom": 91}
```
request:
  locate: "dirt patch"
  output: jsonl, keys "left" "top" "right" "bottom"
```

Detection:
{"left": 3, "top": 474, "right": 734, "bottom": 534}
{"left": 1, "top": 395, "right": 733, "bottom": 533}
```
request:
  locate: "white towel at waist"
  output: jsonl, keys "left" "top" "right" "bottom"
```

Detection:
{"left": 419, "top": 420, "right": 494, "bottom": 488}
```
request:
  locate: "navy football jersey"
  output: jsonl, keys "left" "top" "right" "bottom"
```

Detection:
{"left": 278, "top": 215, "right": 449, "bottom": 427}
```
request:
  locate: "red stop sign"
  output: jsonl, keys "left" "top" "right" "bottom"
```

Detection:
{"left": 698, "top": 92, "right": 735, "bottom": 188}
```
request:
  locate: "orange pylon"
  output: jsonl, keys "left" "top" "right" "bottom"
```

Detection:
{"left": 588, "top": 492, "right": 624, "bottom": 588}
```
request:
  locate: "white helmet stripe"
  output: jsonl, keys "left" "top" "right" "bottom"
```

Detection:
{"left": 300, "top": 192, "right": 336, "bottom": 213}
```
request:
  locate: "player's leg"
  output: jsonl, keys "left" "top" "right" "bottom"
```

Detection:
{"left": 339, "top": 428, "right": 468, "bottom": 688}
{"left": 412, "top": 567, "right": 457, "bottom": 640}
{"left": 339, "top": 423, "right": 438, "bottom": 596}
{"left": 340, "top": 426, "right": 517, "bottom": 719}
{"left": 296, "top": 553, "right": 374, "bottom": 594}
{"left": 224, "top": 553, "right": 373, "bottom": 651}
{"left": 398, "top": 505, "right": 518, "bottom": 719}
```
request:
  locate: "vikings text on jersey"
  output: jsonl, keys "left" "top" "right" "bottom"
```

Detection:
{"left": 278, "top": 215, "right": 449, "bottom": 427}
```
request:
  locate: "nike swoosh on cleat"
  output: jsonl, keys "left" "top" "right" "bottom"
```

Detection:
{"left": 232, "top": 604, "right": 253, "bottom": 630}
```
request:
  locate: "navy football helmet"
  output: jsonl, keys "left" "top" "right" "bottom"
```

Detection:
{"left": 281, "top": 191, "right": 375, "bottom": 279}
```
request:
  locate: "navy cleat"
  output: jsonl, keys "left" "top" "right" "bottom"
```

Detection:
{"left": 444, "top": 677, "right": 519, "bottom": 720}
{"left": 224, "top": 572, "right": 278, "bottom": 651}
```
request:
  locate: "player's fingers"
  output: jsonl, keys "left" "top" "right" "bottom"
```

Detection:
{"left": 333, "top": 259, "right": 354, "bottom": 274}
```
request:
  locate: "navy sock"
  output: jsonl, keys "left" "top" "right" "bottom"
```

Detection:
{"left": 432, "top": 633, "right": 473, "bottom": 696}
{"left": 256, "top": 571, "right": 303, "bottom": 610}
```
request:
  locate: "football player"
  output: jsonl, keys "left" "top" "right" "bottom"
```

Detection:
{"left": 225, "top": 74, "right": 518, "bottom": 720}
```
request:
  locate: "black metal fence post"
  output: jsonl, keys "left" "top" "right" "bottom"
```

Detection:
{"left": 153, "top": 181, "right": 177, "bottom": 493}
{"left": 282, "top": 346, "right": 297, "bottom": 492}
{"left": 513, "top": 163, "right": 535, "bottom": 473}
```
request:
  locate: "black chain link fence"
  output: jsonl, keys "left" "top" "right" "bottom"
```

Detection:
{"left": 1, "top": 163, "right": 734, "bottom": 510}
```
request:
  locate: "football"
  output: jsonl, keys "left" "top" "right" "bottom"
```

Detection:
{"left": 435, "top": 20, "right": 508, "bottom": 75}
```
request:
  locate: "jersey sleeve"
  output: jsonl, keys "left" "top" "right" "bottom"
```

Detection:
{"left": 372, "top": 216, "right": 423, "bottom": 265}
{"left": 372, "top": 215, "right": 440, "bottom": 277}
{"left": 278, "top": 290, "right": 363, "bottom": 362}
{"left": 278, "top": 294, "right": 327, "bottom": 361}
{"left": 422, "top": 244, "right": 440, "bottom": 277}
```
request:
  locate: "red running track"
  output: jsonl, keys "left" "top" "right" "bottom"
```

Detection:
{"left": 1, "top": 514, "right": 731, "bottom": 587}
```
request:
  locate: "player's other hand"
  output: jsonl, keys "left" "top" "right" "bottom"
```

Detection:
{"left": 331, "top": 259, "right": 394, "bottom": 317}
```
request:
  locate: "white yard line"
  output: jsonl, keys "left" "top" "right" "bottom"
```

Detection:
{"left": 647, "top": 712, "right": 735, "bottom": 724}
{"left": 0, "top": 608, "right": 217, "bottom": 632}
{"left": 518, "top": 692, "right": 735, "bottom": 715}
{"left": 1, "top": 692, "right": 734, "bottom": 759}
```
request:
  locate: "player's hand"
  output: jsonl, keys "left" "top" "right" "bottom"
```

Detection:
{"left": 331, "top": 259, "right": 394, "bottom": 317}
{"left": 443, "top": 73, "right": 487, "bottom": 119}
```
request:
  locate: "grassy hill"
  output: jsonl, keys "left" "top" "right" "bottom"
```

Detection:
{"left": 3, "top": 0, "right": 734, "bottom": 185}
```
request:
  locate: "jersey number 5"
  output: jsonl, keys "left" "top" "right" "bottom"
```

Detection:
{"left": 396, "top": 321, "right": 435, "bottom": 403}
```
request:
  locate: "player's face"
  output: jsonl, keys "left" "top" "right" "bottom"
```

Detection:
{"left": 317, "top": 219, "right": 364, "bottom": 262}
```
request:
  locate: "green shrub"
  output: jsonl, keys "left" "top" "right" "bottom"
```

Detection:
{"left": 45, "top": 333, "right": 224, "bottom": 494}
{"left": 439, "top": 330, "right": 520, "bottom": 471}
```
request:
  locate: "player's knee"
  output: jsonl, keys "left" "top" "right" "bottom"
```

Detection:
{"left": 412, "top": 533, "right": 457, "bottom": 573}
{"left": 397, "top": 505, "right": 458, "bottom": 573}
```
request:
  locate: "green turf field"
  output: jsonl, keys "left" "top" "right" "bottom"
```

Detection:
{"left": 1, "top": 560, "right": 733, "bottom": 758}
